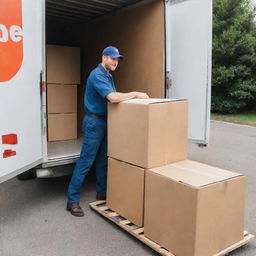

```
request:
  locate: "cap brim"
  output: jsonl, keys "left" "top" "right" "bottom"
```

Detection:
{"left": 110, "top": 54, "right": 124, "bottom": 59}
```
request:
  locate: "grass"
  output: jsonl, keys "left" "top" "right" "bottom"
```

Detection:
{"left": 211, "top": 111, "right": 256, "bottom": 127}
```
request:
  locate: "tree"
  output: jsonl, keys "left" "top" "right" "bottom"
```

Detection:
{"left": 212, "top": 0, "right": 256, "bottom": 113}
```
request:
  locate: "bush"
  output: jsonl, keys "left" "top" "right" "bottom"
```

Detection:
{"left": 212, "top": 0, "right": 256, "bottom": 113}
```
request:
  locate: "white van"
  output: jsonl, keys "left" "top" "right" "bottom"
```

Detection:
{"left": 0, "top": 0, "right": 212, "bottom": 183}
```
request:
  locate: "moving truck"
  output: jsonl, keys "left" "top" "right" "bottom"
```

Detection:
{"left": 0, "top": 0, "right": 212, "bottom": 182}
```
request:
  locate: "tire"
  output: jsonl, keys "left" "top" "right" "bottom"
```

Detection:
{"left": 17, "top": 170, "right": 36, "bottom": 181}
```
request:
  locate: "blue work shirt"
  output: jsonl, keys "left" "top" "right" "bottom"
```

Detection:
{"left": 84, "top": 63, "right": 116, "bottom": 115}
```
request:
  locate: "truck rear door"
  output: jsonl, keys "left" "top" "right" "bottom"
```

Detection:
{"left": 165, "top": 0, "right": 212, "bottom": 144}
{"left": 0, "top": 0, "right": 43, "bottom": 183}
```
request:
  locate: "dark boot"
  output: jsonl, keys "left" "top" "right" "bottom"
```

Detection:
{"left": 66, "top": 202, "right": 84, "bottom": 217}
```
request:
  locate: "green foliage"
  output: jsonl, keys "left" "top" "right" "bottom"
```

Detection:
{"left": 212, "top": 0, "right": 256, "bottom": 113}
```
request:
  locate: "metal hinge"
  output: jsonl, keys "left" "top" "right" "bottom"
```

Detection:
{"left": 40, "top": 71, "right": 46, "bottom": 94}
{"left": 43, "top": 126, "right": 46, "bottom": 136}
{"left": 166, "top": 71, "right": 172, "bottom": 89}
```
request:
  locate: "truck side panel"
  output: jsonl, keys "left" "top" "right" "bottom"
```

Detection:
{"left": 0, "top": 0, "right": 43, "bottom": 183}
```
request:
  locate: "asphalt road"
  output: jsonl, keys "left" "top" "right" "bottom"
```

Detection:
{"left": 0, "top": 120, "right": 255, "bottom": 256}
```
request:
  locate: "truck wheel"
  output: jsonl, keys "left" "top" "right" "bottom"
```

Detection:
{"left": 17, "top": 170, "right": 36, "bottom": 181}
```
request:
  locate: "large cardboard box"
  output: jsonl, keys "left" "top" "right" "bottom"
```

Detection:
{"left": 47, "top": 45, "right": 80, "bottom": 84}
{"left": 108, "top": 98, "right": 188, "bottom": 168}
{"left": 144, "top": 160, "right": 245, "bottom": 256}
{"left": 48, "top": 113, "right": 77, "bottom": 141}
{"left": 47, "top": 84, "right": 77, "bottom": 114}
{"left": 107, "top": 158, "right": 145, "bottom": 226}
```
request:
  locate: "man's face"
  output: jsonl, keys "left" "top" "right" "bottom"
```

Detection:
{"left": 102, "top": 55, "right": 119, "bottom": 71}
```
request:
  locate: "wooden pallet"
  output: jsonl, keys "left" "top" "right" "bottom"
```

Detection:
{"left": 89, "top": 200, "right": 254, "bottom": 256}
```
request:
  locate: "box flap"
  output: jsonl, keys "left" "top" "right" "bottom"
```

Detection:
{"left": 122, "top": 98, "right": 187, "bottom": 105}
{"left": 149, "top": 160, "right": 243, "bottom": 187}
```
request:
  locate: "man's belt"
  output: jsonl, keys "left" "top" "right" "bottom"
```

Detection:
{"left": 85, "top": 111, "right": 106, "bottom": 120}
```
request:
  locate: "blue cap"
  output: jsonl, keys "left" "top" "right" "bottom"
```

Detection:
{"left": 102, "top": 46, "right": 124, "bottom": 59}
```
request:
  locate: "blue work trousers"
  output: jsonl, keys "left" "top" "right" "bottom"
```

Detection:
{"left": 67, "top": 115, "right": 107, "bottom": 203}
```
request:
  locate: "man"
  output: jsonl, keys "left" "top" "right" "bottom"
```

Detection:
{"left": 67, "top": 46, "right": 149, "bottom": 217}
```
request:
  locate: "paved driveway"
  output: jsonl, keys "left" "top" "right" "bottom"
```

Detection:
{"left": 0, "top": 121, "right": 255, "bottom": 256}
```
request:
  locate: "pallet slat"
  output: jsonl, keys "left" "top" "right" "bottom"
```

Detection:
{"left": 119, "top": 220, "right": 131, "bottom": 225}
{"left": 133, "top": 227, "right": 144, "bottom": 234}
{"left": 89, "top": 200, "right": 254, "bottom": 256}
{"left": 214, "top": 233, "right": 254, "bottom": 256}
{"left": 98, "top": 206, "right": 109, "bottom": 211}
{"left": 107, "top": 212, "right": 118, "bottom": 217}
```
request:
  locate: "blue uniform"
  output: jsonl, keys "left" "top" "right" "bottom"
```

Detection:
{"left": 85, "top": 64, "right": 116, "bottom": 115}
{"left": 67, "top": 64, "right": 116, "bottom": 203}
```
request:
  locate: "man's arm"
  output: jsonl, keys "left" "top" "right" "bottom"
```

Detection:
{"left": 107, "top": 91, "right": 149, "bottom": 103}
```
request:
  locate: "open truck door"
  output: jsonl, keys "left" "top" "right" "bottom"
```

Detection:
{"left": 0, "top": 0, "right": 44, "bottom": 183}
{"left": 165, "top": 0, "right": 212, "bottom": 145}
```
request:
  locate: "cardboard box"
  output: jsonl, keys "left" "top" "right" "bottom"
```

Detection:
{"left": 108, "top": 98, "right": 188, "bottom": 168}
{"left": 107, "top": 158, "right": 145, "bottom": 226}
{"left": 144, "top": 160, "right": 245, "bottom": 256}
{"left": 47, "top": 45, "right": 80, "bottom": 84}
{"left": 48, "top": 113, "right": 77, "bottom": 141}
{"left": 47, "top": 84, "right": 77, "bottom": 114}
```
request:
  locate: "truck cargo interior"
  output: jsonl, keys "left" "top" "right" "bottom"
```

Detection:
{"left": 45, "top": 0, "right": 165, "bottom": 162}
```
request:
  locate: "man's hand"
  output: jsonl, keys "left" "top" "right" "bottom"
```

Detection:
{"left": 134, "top": 92, "right": 149, "bottom": 99}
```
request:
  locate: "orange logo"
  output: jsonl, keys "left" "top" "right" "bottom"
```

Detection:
{"left": 0, "top": 0, "right": 23, "bottom": 82}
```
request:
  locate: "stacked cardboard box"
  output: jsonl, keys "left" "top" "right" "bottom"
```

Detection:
{"left": 47, "top": 84, "right": 78, "bottom": 141}
{"left": 144, "top": 160, "right": 245, "bottom": 256}
{"left": 46, "top": 45, "right": 80, "bottom": 142}
{"left": 107, "top": 98, "right": 245, "bottom": 256}
{"left": 107, "top": 98, "right": 188, "bottom": 226}
{"left": 47, "top": 45, "right": 80, "bottom": 85}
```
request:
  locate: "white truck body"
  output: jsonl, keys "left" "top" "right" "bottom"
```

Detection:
{"left": 0, "top": 0, "right": 212, "bottom": 183}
